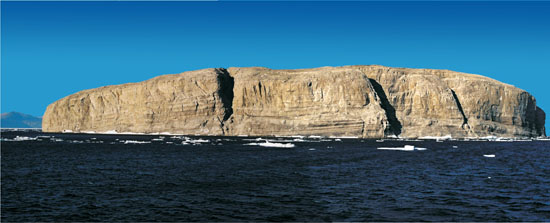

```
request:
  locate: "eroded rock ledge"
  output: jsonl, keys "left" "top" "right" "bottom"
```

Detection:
{"left": 43, "top": 65, "right": 546, "bottom": 138}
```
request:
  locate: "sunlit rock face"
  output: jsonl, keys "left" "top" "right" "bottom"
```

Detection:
{"left": 43, "top": 65, "right": 546, "bottom": 138}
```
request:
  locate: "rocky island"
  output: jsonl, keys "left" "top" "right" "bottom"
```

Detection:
{"left": 42, "top": 65, "right": 546, "bottom": 138}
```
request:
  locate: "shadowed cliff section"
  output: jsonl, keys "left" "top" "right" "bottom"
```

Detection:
{"left": 216, "top": 68, "right": 234, "bottom": 122}
{"left": 368, "top": 78, "right": 402, "bottom": 136}
{"left": 450, "top": 89, "right": 470, "bottom": 129}
{"left": 536, "top": 106, "right": 546, "bottom": 136}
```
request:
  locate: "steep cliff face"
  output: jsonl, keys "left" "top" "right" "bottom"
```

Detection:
{"left": 225, "top": 67, "right": 389, "bottom": 137}
{"left": 43, "top": 68, "right": 232, "bottom": 134}
{"left": 42, "top": 65, "right": 546, "bottom": 138}
{"left": 352, "top": 65, "right": 546, "bottom": 138}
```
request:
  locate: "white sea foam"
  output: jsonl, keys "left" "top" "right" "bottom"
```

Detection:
{"left": 378, "top": 145, "right": 427, "bottom": 151}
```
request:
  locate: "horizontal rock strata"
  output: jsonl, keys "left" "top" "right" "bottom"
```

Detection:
{"left": 43, "top": 65, "right": 546, "bottom": 138}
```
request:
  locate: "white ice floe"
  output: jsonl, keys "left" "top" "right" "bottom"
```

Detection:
{"left": 180, "top": 137, "right": 210, "bottom": 145}
{"left": 245, "top": 140, "right": 295, "bottom": 148}
{"left": 293, "top": 138, "right": 306, "bottom": 142}
{"left": 377, "top": 145, "right": 427, "bottom": 151}
{"left": 123, "top": 140, "right": 151, "bottom": 144}
{"left": 2, "top": 136, "right": 38, "bottom": 141}
{"left": 483, "top": 154, "right": 496, "bottom": 158}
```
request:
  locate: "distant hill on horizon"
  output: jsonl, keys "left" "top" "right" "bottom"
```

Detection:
{"left": 1, "top": 112, "right": 42, "bottom": 128}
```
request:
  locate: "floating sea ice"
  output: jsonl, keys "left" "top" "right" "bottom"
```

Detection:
{"left": 377, "top": 145, "right": 427, "bottom": 151}
{"left": 245, "top": 141, "right": 295, "bottom": 148}
{"left": 123, "top": 140, "right": 151, "bottom": 144}
{"left": 189, "top": 139, "right": 209, "bottom": 143}
{"left": 4, "top": 136, "right": 38, "bottom": 141}
{"left": 259, "top": 141, "right": 295, "bottom": 148}
{"left": 483, "top": 154, "right": 496, "bottom": 158}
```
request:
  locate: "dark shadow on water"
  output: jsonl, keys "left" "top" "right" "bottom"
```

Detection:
{"left": 368, "top": 78, "right": 402, "bottom": 136}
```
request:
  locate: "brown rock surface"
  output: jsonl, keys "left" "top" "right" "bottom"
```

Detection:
{"left": 42, "top": 65, "right": 546, "bottom": 138}
{"left": 224, "top": 67, "right": 389, "bottom": 138}
{"left": 43, "top": 68, "right": 233, "bottom": 135}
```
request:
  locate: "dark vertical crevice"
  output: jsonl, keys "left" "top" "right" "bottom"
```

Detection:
{"left": 216, "top": 68, "right": 234, "bottom": 122}
{"left": 368, "top": 78, "right": 402, "bottom": 136}
{"left": 450, "top": 89, "right": 469, "bottom": 128}
{"left": 535, "top": 106, "right": 546, "bottom": 137}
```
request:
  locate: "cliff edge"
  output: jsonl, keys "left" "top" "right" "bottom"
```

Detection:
{"left": 43, "top": 65, "right": 546, "bottom": 138}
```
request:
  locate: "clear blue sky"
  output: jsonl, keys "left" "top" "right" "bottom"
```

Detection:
{"left": 2, "top": 1, "right": 549, "bottom": 131}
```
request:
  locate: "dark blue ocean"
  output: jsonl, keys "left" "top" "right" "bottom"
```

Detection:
{"left": 1, "top": 129, "right": 549, "bottom": 222}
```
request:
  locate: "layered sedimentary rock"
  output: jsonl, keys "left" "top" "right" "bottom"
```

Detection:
{"left": 225, "top": 67, "right": 389, "bottom": 137}
{"left": 43, "top": 68, "right": 233, "bottom": 135}
{"left": 43, "top": 65, "right": 546, "bottom": 138}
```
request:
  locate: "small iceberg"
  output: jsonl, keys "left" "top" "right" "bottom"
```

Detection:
{"left": 123, "top": 140, "right": 150, "bottom": 144}
{"left": 377, "top": 145, "right": 427, "bottom": 151}
{"left": 245, "top": 140, "right": 295, "bottom": 148}
{"left": 483, "top": 154, "right": 496, "bottom": 158}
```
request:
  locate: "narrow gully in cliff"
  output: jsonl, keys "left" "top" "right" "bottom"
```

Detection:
{"left": 450, "top": 89, "right": 471, "bottom": 130}
{"left": 368, "top": 78, "right": 402, "bottom": 136}
{"left": 216, "top": 68, "right": 234, "bottom": 123}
